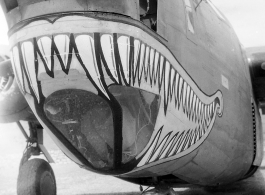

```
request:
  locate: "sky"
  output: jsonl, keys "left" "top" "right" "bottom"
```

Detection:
{"left": 211, "top": 0, "right": 265, "bottom": 48}
{"left": 0, "top": 1, "right": 265, "bottom": 48}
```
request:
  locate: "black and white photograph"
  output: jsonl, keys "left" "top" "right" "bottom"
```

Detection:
{"left": 1, "top": 0, "right": 265, "bottom": 194}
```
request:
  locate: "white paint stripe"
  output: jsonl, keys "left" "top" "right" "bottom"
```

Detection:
{"left": 164, "top": 61, "right": 170, "bottom": 104}
{"left": 144, "top": 46, "right": 150, "bottom": 79}
{"left": 101, "top": 34, "right": 119, "bottom": 83}
{"left": 37, "top": 36, "right": 52, "bottom": 71}
{"left": 139, "top": 43, "right": 146, "bottom": 80}
{"left": 195, "top": 128, "right": 199, "bottom": 142}
{"left": 137, "top": 130, "right": 161, "bottom": 167}
{"left": 133, "top": 39, "right": 141, "bottom": 79}
{"left": 211, "top": 102, "right": 214, "bottom": 115}
{"left": 189, "top": 89, "right": 193, "bottom": 117}
{"left": 159, "top": 55, "right": 164, "bottom": 84}
{"left": 207, "top": 105, "right": 211, "bottom": 125}
{"left": 184, "top": 130, "right": 193, "bottom": 151}
{"left": 191, "top": 91, "right": 196, "bottom": 120}
{"left": 202, "top": 103, "right": 206, "bottom": 124}
{"left": 118, "top": 36, "right": 130, "bottom": 83}
{"left": 169, "top": 132, "right": 185, "bottom": 156}
{"left": 75, "top": 35, "right": 109, "bottom": 98}
{"left": 176, "top": 132, "right": 188, "bottom": 154}
{"left": 54, "top": 35, "right": 70, "bottom": 69}
{"left": 198, "top": 101, "right": 202, "bottom": 122}
{"left": 149, "top": 135, "right": 170, "bottom": 163}
{"left": 178, "top": 77, "right": 183, "bottom": 105}
{"left": 21, "top": 41, "right": 39, "bottom": 101}
{"left": 159, "top": 136, "right": 176, "bottom": 159}
{"left": 182, "top": 82, "right": 187, "bottom": 111}
{"left": 186, "top": 85, "right": 191, "bottom": 114}
{"left": 192, "top": 129, "right": 197, "bottom": 145}
{"left": 153, "top": 51, "right": 159, "bottom": 83}
{"left": 194, "top": 96, "right": 198, "bottom": 122}
{"left": 149, "top": 48, "right": 155, "bottom": 81}
{"left": 170, "top": 67, "right": 175, "bottom": 102}
{"left": 175, "top": 73, "right": 180, "bottom": 106}
{"left": 204, "top": 104, "right": 207, "bottom": 124}
{"left": 209, "top": 103, "right": 212, "bottom": 118}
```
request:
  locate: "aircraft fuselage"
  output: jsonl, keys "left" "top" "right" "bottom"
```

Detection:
{"left": 0, "top": 0, "right": 262, "bottom": 187}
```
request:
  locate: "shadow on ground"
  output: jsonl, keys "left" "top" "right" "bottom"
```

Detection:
{"left": 76, "top": 169, "right": 265, "bottom": 195}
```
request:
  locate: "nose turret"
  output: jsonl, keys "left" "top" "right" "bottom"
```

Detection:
{"left": 44, "top": 89, "right": 115, "bottom": 169}
{"left": 42, "top": 87, "right": 159, "bottom": 172}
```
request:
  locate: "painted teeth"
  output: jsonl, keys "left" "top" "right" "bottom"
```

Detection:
{"left": 54, "top": 35, "right": 70, "bottom": 68}
{"left": 118, "top": 36, "right": 130, "bottom": 83}
{"left": 137, "top": 96, "right": 221, "bottom": 167}
{"left": 37, "top": 37, "right": 53, "bottom": 72}
{"left": 149, "top": 133, "right": 170, "bottom": 163}
{"left": 11, "top": 32, "right": 222, "bottom": 167}
{"left": 75, "top": 34, "right": 109, "bottom": 98}
{"left": 12, "top": 33, "right": 218, "bottom": 119}
{"left": 21, "top": 41, "right": 39, "bottom": 102}
{"left": 137, "top": 122, "right": 217, "bottom": 167}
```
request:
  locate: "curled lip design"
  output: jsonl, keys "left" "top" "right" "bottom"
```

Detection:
{"left": 10, "top": 16, "right": 223, "bottom": 168}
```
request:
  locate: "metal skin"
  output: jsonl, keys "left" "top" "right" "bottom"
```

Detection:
{"left": 0, "top": 0, "right": 263, "bottom": 188}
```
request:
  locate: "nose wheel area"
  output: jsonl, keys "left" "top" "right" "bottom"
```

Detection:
{"left": 16, "top": 121, "right": 56, "bottom": 195}
{"left": 141, "top": 185, "right": 177, "bottom": 195}
{"left": 140, "top": 183, "right": 177, "bottom": 195}
{"left": 17, "top": 159, "right": 56, "bottom": 195}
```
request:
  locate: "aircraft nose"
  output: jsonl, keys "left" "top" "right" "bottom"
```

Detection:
{"left": 42, "top": 86, "right": 160, "bottom": 173}
{"left": 8, "top": 15, "right": 161, "bottom": 173}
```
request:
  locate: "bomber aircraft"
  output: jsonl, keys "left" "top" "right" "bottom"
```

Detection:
{"left": 0, "top": 0, "right": 265, "bottom": 194}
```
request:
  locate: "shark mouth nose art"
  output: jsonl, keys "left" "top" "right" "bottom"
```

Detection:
{"left": 10, "top": 16, "right": 223, "bottom": 170}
